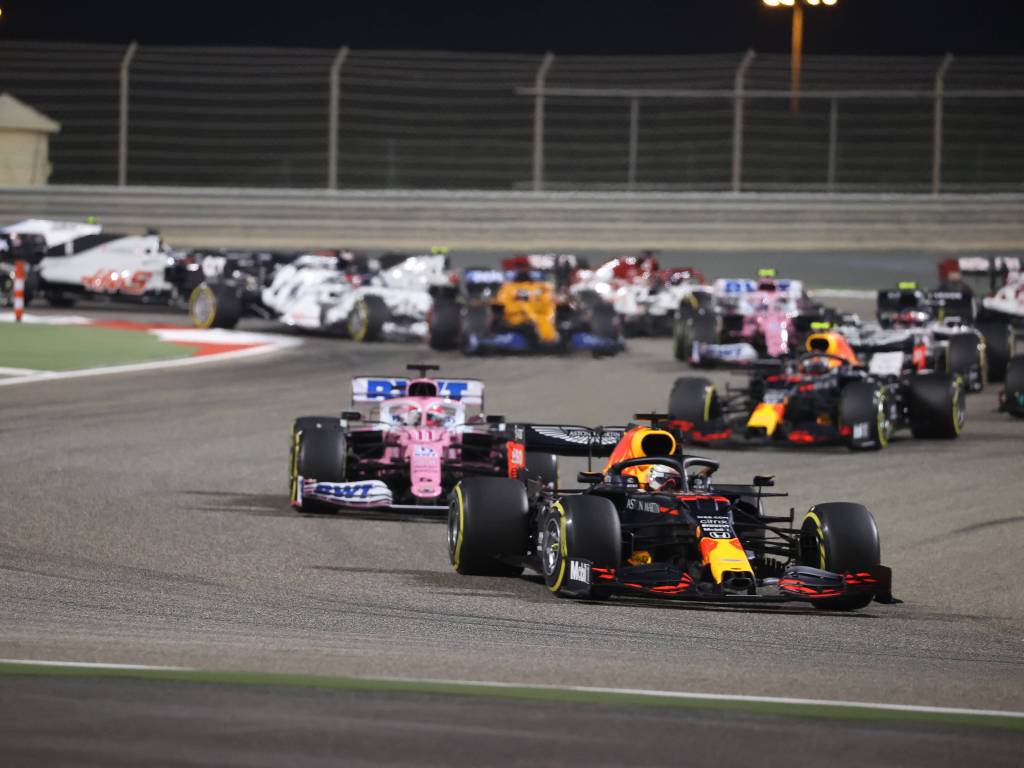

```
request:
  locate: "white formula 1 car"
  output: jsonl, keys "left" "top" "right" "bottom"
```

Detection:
{"left": 0, "top": 219, "right": 193, "bottom": 307}
{"left": 571, "top": 254, "right": 711, "bottom": 336}
{"left": 189, "top": 249, "right": 452, "bottom": 342}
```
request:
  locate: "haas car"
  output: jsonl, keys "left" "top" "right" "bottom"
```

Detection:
{"left": 673, "top": 269, "right": 840, "bottom": 366}
{"left": 449, "top": 421, "right": 893, "bottom": 610}
{"left": 429, "top": 255, "right": 623, "bottom": 357}
{"left": 289, "top": 365, "right": 557, "bottom": 513}
{"left": 1, "top": 219, "right": 198, "bottom": 308}
{"left": 191, "top": 248, "right": 450, "bottom": 342}
{"left": 570, "top": 253, "right": 710, "bottom": 337}
{"left": 668, "top": 330, "right": 966, "bottom": 450}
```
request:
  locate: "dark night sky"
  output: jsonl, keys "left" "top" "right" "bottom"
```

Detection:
{"left": 1, "top": 0, "right": 1022, "bottom": 55}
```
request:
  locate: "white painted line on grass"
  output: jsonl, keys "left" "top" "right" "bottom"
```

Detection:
{"left": 0, "top": 312, "right": 92, "bottom": 325}
{"left": 0, "top": 338, "right": 301, "bottom": 388}
{"left": 0, "top": 366, "right": 43, "bottom": 376}
{"left": 0, "top": 659, "right": 192, "bottom": 671}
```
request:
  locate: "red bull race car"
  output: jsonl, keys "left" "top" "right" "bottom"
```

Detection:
{"left": 668, "top": 330, "right": 966, "bottom": 450}
{"left": 289, "top": 365, "right": 557, "bottom": 513}
{"left": 448, "top": 421, "right": 893, "bottom": 610}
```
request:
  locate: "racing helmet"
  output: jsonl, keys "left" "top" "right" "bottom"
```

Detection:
{"left": 647, "top": 465, "right": 682, "bottom": 493}
{"left": 391, "top": 403, "right": 421, "bottom": 426}
{"left": 425, "top": 404, "right": 448, "bottom": 427}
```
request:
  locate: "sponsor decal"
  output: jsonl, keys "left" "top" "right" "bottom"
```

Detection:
{"left": 531, "top": 426, "right": 621, "bottom": 446}
{"left": 852, "top": 422, "right": 870, "bottom": 441}
{"left": 314, "top": 482, "right": 374, "bottom": 499}
{"left": 569, "top": 559, "right": 591, "bottom": 585}
{"left": 413, "top": 445, "right": 437, "bottom": 457}
{"left": 358, "top": 378, "right": 476, "bottom": 401}
{"left": 81, "top": 269, "right": 153, "bottom": 296}
{"left": 507, "top": 441, "right": 525, "bottom": 478}
{"left": 696, "top": 515, "right": 734, "bottom": 540}
{"left": 626, "top": 497, "right": 661, "bottom": 514}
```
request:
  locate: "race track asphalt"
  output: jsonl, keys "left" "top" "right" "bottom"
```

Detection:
{"left": 1, "top": 301, "right": 1022, "bottom": 763}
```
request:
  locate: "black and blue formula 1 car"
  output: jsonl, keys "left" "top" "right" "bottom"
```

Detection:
{"left": 448, "top": 421, "right": 893, "bottom": 610}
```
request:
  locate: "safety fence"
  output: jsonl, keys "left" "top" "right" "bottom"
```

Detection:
{"left": 1, "top": 42, "right": 1023, "bottom": 192}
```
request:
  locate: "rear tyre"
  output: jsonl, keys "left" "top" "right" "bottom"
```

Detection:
{"left": 428, "top": 300, "right": 461, "bottom": 350}
{"left": 908, "top": 372, "right": 965, "bottom": 439}
{"left": 347, "top": 294, "right": 388, "bottom": 342}
{"left": 977, "top": 322, "right": 1015, "bottom": 382}
{"left": 190, "top": 282, "right": 241, "bottom": 329}
{"left": 946, "top": 333, "right": 986, "bottom": 391}
{"left": 668, "top": 377, "right": 723, "bottom": 439}
{"left": 799, "top": 502, "right": 880, "bottom": 611}
{"left": 673, "top": 312, "right": 717, "bottom": 363}
{"left": 525, "top": 452, "right": 559, "bottom": 491}
{"left": 448, "top": 477, "right": 528, "bottom": 576}
{"left": 540, "top": 495, "right": 621, "bottom": 599}
{"left": 839, "top": 381, "right": 891, "bottom": 450}
{"left": 290, "top": 417, "right": 348, "bottom": 513}
{"left": 1004, "top": 355, "right": 1024, "bottom": 418}
{"left": 461, "top": 304, "right": 492, "bottom": 355}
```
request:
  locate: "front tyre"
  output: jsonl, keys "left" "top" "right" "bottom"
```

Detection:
{"left": 839, "top": 381, "right": 891, "bottom": 450}
{"left": 190, "top": 282, "right": 241, "bottom": 329}
{"left": 428, "top": 300, "right": 461, "bottom": 350}
{"left": 449, "top": 477, "right": 527, "bottom": 577}
{"left": 799, "top": 502, "right": 880, "bottom": 611}
{"left": 290, "top": 417, "right": 348, "bottom": 513}
{"left": 946, "top": 332, "right": 986, "bottom": 391}
{"left": 908, "top": 372, "right": 965, "bottom": 439}
{"left": 347, "top": 294, "right": 389, "bottom": 342}
{"left": 1003, "top": 355, "right": 1024, "bottom": 418}
{"left": 540, "top": 495, "right": 620, "bottom": 599}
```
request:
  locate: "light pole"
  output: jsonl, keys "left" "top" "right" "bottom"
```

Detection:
{"left": 763, "top": 0, "right": 838, "bottom": 113}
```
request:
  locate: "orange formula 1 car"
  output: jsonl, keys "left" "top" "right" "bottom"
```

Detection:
{"left": 448, "top": 420, "right": 893, "bottom": 609}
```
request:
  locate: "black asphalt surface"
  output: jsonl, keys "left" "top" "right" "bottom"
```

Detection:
{"left": 3, "top": 676, "right": 1021, "bottom": 768}
{"left": 1, "top": 300, "right": 1023, "bottom": 762}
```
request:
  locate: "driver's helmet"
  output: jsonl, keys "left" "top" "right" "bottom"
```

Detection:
{"left": 425, "top": 404, "right": 448, "bottom": 427}
{"left": 647, "top": 465, "right": 682, "bottom": 493}
{"left": 799, "top": 355, "right": 841, "bottom": 375}
{"left": 392, "top": 403, "right": 421, "bottom": 426}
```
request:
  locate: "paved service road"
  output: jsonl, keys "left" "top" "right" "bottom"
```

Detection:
{"left": 2, "top": 322, "right": 1022, "bottom": 707}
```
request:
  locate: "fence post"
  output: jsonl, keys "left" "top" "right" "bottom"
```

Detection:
{"left": 118, "top": 41, "right": 138, "bottom": 187}
{"left": 627, "top": 98, "right": 639, "bottom": 189}
{"left": 532, "top": 51, "right": 556, "bottom": 192}
{"left": 827, "top": 97, "right": 838, "bottom": 191}
{"left": 731, "top": 49, "right": 756, "bottom": 193}
{"left": 932, "top": 53, "right": 954, "bottom": 195}
{"left": 327, "top": 45, "right": 350, "bottom": 191}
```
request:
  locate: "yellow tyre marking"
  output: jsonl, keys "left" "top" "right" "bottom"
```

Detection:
{"left": 877, "top": 393, "right": 889, "bottom": 449}
{"left": 189, "top": 284, "right": 216, "bottom": 329}
{"left": 451, "top": 484, "right": 465, "bottom": 570}
{"left": 548, "top": 501, "right": 568, "bottom": 593}
{"left": 805, "top": 510, "right": 827, "bottom": 569}
{"left": 289, "top": 429, "right": 301, "bottom": 502}
{"left": 952, "top": 378, "right": 963, "bottom": 436}
{"left": 704, "top": 385, "right": 715, "bottom": 423}
{"left": 349, "top": 301, "right": 368, "bottom": 342}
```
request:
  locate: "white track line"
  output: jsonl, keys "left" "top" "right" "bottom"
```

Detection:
{"left": 0, "top": 339, "right": 301, "bottom": 388}
{"left": 0, "top": 659, "right": 191, "bottom": 671}
{"left": 1, "top": 660, "right": 1020, "bottom": 719}
{"left": 0, "top": 366, "right": 43, "bottom": 376}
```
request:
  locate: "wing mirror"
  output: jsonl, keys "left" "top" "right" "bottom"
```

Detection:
{"left": 341, "top": 411, "right": 362, "bottom": 421}
{"left": 577, "top": 471, "right": 603, "bottom": 484}
{"left": 486, "top": 414, "right": 505, "bottom": 424}
{"left": 753, "top": 475, "right": 775, "bottom": 487}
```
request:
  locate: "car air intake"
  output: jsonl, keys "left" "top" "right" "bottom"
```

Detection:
{"left": 408, "top": 382, "right": 438, "bottom": 397}
{"left": 639, "top": 431, "right": 675, "bottom": 457}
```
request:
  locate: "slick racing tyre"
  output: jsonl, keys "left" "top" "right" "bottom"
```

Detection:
{"left": 347, "top": 295, "right": 388, "bottom": 342}
{"left": 461, "top": 304, "right": 492, "bottom": 355}
{"left": 674, "top": 312, "right": 717, "bottom": 363}
{"left": 290, "top": 417, "right": 348, "bottom": 513}
{"left": 44, "top": 291, "right": 76, "bottom": 308}
{"left": 524, "top": 451, "right": 559, "bottom": 491}
{"left": 976, "top": 321, "right": 1015, "bottom": 382}
{"left": 799, "top": 502, "right": 880, "bottom": 611}
{"left": 449, "top": 477, "right": 528, "bottom": 577}
{"left": 539, "top": 495, "right": 620, "bottom": 600}
{"left": 428, "top": 300, "right": 461, "bottom": 350}
{"left": 1004, "top": 355, "right": 1024, "bottom": 418}
{"left": 589, "top": 303, "right": 621, "bottom": 357}
{"left": 189, "top": 282, "right": 241, "bottom": 329}
{"left": 839, "top": 382, "right": 892, "bottom": 450}
{"left": 946, "top": 333, "right": 986, "bottom": 391}
{"left": 668, "top": 376, "right": 724, "bottom": 441}
{"left": 908, "top": 372, "right": 966, "bottom": 439}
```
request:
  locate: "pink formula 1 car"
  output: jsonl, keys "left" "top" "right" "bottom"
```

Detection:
{"left": 674, "top": 271, "right": 841, "bottom": 367}
{"left": 288, "top": 364, "right": 557, "bottom": 513}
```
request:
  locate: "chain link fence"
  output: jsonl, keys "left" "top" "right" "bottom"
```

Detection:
{"left": 1, "top": 42, "right": 1022, "bottom": 192}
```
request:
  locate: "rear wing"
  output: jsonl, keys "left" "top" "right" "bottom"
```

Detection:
{"left": 512, "top": 424, "right": 626, "bottom": 457}
{"left": 351, "top": 376, "right": 484, "bottom": 407}
{"left": 712, "top": 277, "right": 803, "bottom": 298}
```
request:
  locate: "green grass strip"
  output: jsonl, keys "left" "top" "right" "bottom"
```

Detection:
{"left": 0, "top": 324, "right": 197, "bottom": 371}
{"left": 1, "top": 663, "right": 1021, "bottom": 731}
